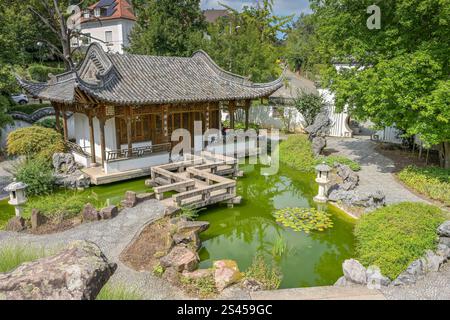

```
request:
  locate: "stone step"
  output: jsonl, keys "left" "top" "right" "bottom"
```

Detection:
{"left": 250, "top": 286, "right": 386, "bottom": 300}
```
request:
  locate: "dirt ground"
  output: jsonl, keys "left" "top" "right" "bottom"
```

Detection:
{"left": 25, "top": 216, "right": 83, "bottom": 235}
{"left": 375, "top": 143, "right": 441, "bottom": 171}
{"left": 120, "top": 217, "right": 173, "bottom": 272}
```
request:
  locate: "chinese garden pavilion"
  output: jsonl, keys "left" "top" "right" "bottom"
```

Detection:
{"left": 18, "top": 43, "right": 282, "bottom": 183}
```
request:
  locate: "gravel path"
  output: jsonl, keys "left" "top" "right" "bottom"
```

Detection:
{"left": 0, "top": 199, "right": 188, "bottom": 300}
{"left": 381, "top": 263, "right": 450, "bottom": 300}
{"left": 325, "top": 136, "right": 428, "bottom": 205}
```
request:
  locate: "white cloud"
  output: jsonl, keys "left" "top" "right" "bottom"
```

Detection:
{"left": 201, "top": 0, "right": 311, "bottom": 16}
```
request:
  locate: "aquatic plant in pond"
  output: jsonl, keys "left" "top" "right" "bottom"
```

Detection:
{"left": 198, "top": 162, "right": 356, "bottom": 288}
{"left": 274, "top": 208, "right": 334, "bottom": 233}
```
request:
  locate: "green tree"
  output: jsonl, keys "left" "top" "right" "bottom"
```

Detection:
{"left": 293, "top": 89, "right": 325, "bottom": 127}
{"left": 204, "top": 0, "right": 291, "bottom": 82}
{"left": 129, "top": 0, "right": 206, "bottom": 57}
{"left": 307, "top": 0, "right": 450, "bottom": 168}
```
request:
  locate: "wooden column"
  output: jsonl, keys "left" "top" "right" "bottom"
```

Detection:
{"left": 88, "top": 111, "right": 96, "bottom": 166}
{"left": 54, "top": 104, "right": 61, "bottom": 133}
{"left": 244, "top": 100, "right": 251, "bottom": 131}
{"left": 163, "top": 105, "right": 169, "bottom": 143}
{"left": 229, "top": 101, "right": 236, "bottom": 129}
{"left": 126, "top": 106, "right": 133, "bottom": 157}
{"left": 99, "top": 116, "right": 106, "bottom": 168}
{"left": 62, "top": 106, "right": 69, "bottom": 141}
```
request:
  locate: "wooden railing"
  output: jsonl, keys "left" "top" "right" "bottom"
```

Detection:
{"left": 106, "top": 143, "right": 171, "bottom": 162}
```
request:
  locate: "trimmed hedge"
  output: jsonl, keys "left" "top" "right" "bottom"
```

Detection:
{"left": 28, "top": 64, "right": 64, "bottom": 82}
{"left": 398, "top": 166, "right": 450, "bottom": 206}
{"left": 354, "top": 202, "right": 446, "bottom": 280}
{"left": 279, "top": 135, "right": 316, "bottom": 173}
{"left": 279, "top": 135, "right": 361, "bottom": 173}
{"left": 8, "top": 103, "right": 51, "bottom": 115}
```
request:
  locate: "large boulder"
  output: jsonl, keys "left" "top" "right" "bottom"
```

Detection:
{"left": 53, "top": 153, "right": 78, "bottom": 175}
{"left": 173, "top": 230, "right": 201, "bottom": 251}
{"left": 328, "top": 188, "right": 385, "bottom": 212}
{"left": 336, "top": 164, "right": 359, "bottom": 191}
{"left": 6, "top": 216, "right": 26, "bottom": 232}
{"left": 421, "top": 250, "right": 445, "bottom": 272}
{"left": 54, "top": 170, "right": 90, "bottom": 190}
{"left": 99, "top": 206, "right": 119, "bottom": 220}
{"left": 305, "top": 112, "right": 331, "bottom": 138}
{"left": 82, "top": 203, "right": 100, "bottom": 222}
{"left": 437, "top": 221, "right": 450, "bottom": 237}
{"left": 0, "top": 241, "right": 116, "bottom": 300}
{"left": 311, "top": 136, "right": 327, "bottom": 156}
{"left": 213, "top": 260, "right": 243, "bottom": 291}
{"left": 342, "top": 259, "right": 367, "bottom": 285}
{"left": 177, "top": 220, "right": 210, "bottom": 234}
{"left": 160, "top": 245, "right": 199, "bottom": 272}
{"left": 121, "top": 191, "right": 137, "bottom": 208}
{"left": 366, "top": 265, "right": 390, "bottom": 288}
{"left": 392, "top": 259, "right": 425, "bottom": 286}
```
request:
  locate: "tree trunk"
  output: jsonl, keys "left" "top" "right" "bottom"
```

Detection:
{"left": 439, "top": 142, "right": 450, "bottom": 169}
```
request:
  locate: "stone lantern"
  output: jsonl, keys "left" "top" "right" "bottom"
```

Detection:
{"left": 4, "top": 181, "right": 28, "bottom": 217}
{"left": 314, "top": 163, "right": 331, "bottom": 203}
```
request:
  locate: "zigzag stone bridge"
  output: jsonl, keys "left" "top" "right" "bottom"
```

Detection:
{"left": 146, "top": 151, "right": 243, "bottom": 209}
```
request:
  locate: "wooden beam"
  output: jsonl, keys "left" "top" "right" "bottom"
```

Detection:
{"left": 245, "top": 100, "right": 251, "bottom": 131}
{"left": 88, "top": 111, "right": 96, "bottom": 166}
{"left": 62, "top": 105, "right": 69, "bottom": 141}
{"left": 54, "top": 103, "right": 61, "bottom": 133}
{"left": 229, "top": 101, "right": 236, "bottom": 129}
{"left": 99, "top": 116, "right": 106, "bottom": 168}
{"left": 127, "top": 106, "right": 133, "bottom": 157}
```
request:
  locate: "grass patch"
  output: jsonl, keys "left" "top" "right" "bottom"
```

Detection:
{"left": 0, "top": 245, "right": 47, "bottom": 273}
{"left": 245, "top": 255, "right": 282, "bottom": 290}
{"left": 279, "top": 135, "right": 361, "bottom": 172}
{"left": 316, "top": 155, "right": 361, "bottom": 172}
{"left": 354, "top": 202, "right": 446, "bottom": 280}
{"left": 23, "top": 191, "right": 95, "bottom": 221}
{"left": 279, "top": 135, "right": 316, "bottom": 173}
{"left": 398, "top": 166, "right": 450, "bottom": 206}
{"left": 180, "top": 274, "right": 218, "bottom": 298}
{"left": 96, "top": 283, "right": 144, "bottom": 300}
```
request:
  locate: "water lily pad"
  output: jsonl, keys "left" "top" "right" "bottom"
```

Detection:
{"left": 274, "top": 208, "right": 333, "bottom": 233}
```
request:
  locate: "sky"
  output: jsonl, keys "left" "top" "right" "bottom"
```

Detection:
{"left": 200, "top": 0, "right": 311, "bottom": 17}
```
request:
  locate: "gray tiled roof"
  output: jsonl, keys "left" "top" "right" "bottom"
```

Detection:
{"left": 18, "top": 43, "right": 283, "bottom": 106}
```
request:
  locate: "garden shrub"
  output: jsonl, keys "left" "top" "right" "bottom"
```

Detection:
{"left": 245, "top": 254, "right": 282, "bottom": 290}
{"left": 279, "top": 135, "right": 316, "bottom": 173}
{"left": 354, "top": 202, "right": 446, "bottom": 280}
{"left": 36, "top": 117, "right": 62, "bottom": 130}
{"left": 222, "top": 120, "right": 261, "bottom": 131}
{"left": 13, "top": 158, "right": 55, "bottom": 196}
{"left": 96, "top": 283, "right": 144, "bottom": 300}
{"left": 0, "top": 245, "right": 47, "bottom": 273}
{"left": 7, "top": 126, "right": 65, "bottom": 160}
{"left": 398, "top": 166, "right": 450, "bottom": 206}
{"left": 279, "top": 135, "right": 361, "bottom": 172}
{"left": 23, "top": 192, "right": 91, "bottom": 221}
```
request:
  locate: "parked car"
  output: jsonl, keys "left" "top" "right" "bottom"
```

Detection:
{"left": 11, "top": 93, "right": 28, "bottom": 105}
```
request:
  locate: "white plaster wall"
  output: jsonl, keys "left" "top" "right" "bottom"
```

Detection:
{"left": 319, "top": 88, "right": 353, "bottom": 138}
{"left": 80, "top": 19, "right": 134, "bottom": 54}
{"left": 74, "top": 114, "right": 116, "bottom": 163}
{"left": 105, "top": 153, "right": 170, "bottom": 174}
{"left": 207, "top": 139, "right": 257, "bottom": 158}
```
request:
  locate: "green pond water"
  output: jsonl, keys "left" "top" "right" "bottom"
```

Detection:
{"left": 197, "top": 161, "right": 356, "bottom": 288}
{"left": 0, "top": 161, "right": 356, "bottom": 288}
